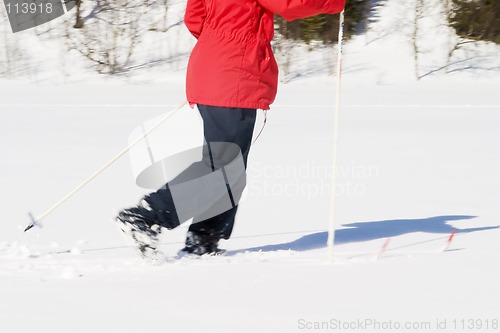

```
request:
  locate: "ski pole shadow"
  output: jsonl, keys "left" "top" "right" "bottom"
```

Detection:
{"left": 228, "top": 215, "right": 499, "bottom": 255}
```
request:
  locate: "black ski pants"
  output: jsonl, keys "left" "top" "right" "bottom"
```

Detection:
{"left": 147, "top": 104, "right": 256, "bottom": 240}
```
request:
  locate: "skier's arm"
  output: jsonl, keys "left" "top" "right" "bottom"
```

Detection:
{"left": 256, "top": 0, "right": 346, "bottom": 21}
{"left": 184, "top": 0, "right": 206, "bottom": 39}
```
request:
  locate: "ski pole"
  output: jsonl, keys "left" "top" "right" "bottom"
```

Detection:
{"left": 327, "top": 10, "right": 345, "bottom": 261}
{"left": 24, "top": 100, "right": 188, "bottom": 233}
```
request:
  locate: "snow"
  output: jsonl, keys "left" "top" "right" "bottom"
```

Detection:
{"left": 1, "top": 0, "right": 500, "bottom": 332}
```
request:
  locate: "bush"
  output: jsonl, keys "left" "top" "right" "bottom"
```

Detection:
{"left": 450, "top": 0, "right": 500, "bottom": 44}
{"left": 274, "top": 0, "right": 370, "bottom": 44}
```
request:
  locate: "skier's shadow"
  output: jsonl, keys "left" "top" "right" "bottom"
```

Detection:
{"left": 228, "top": 215, "right": 498, "bottom": 255}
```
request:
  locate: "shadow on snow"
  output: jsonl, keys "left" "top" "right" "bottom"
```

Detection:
{"left": 228, "top": 215, "right": 498, "bottom": 255}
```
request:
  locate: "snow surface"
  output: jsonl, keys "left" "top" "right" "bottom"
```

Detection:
{"left": 1, "top": 0, "right": 500, "bottom": 332}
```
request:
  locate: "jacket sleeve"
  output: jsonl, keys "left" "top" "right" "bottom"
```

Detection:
{"left": 256, "top": 0, "right": 346, "bottom": 21}
{"left": 184, "top": 0, "right": 206, "bottom": 39}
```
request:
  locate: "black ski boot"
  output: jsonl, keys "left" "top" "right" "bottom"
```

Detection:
{"left": 116, "top": 198, "right": 163, "bottom": 259}
{"left": 179, "top": 231, "right": 225, "bottom": 256}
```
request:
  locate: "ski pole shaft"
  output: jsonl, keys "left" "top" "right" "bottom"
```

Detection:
{"left": 327, "top": 10, "right": 345, "bottom": 261}
{"left": 24, "top": 100, "right": 187, "bottom": 232}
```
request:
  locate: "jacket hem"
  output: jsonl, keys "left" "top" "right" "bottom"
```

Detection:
{"left": 187, "top": 98, "right": 271, "bottom": 110}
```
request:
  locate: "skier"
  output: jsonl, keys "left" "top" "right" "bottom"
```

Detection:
{"left": 116, "top": 0, "right": 346, "bottom": 257}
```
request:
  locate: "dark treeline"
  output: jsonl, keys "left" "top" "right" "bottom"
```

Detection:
{"left": 274, "top": 0, "right": 500, "bottom": 44}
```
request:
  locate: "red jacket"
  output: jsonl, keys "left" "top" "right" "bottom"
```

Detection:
{"left": 185, "top": 0, "right": 346, "bottom": 110}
